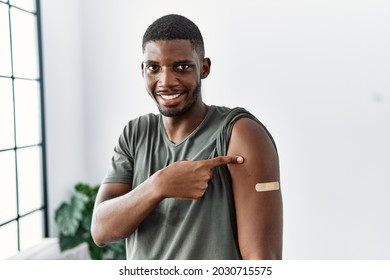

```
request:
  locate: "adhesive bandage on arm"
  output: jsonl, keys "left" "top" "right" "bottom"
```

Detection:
{"left": 255, "top": 182, "right": 280, "bottom": 192}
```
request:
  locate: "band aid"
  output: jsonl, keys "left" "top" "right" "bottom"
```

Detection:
{"left": 255, "top": 182, "right": 280, "bottom": 192}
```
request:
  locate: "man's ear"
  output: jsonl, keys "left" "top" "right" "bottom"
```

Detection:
{"left": 141, "top": 62, "right": 145, "bottom": 78}
{"left": 201, "top": 58, "right": 211, "bottom": 79}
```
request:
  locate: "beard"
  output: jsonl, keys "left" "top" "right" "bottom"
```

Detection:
{"left": 157, "top": 82, "right": 201, "bottom": 118}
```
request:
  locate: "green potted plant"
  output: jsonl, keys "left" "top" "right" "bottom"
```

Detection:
{"left": 55, "top": 183, "right": 126, "bottom": 259}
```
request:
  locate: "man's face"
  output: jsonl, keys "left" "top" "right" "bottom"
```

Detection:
{"left": 142, "top": 39, "right": 210, "bottom": 117}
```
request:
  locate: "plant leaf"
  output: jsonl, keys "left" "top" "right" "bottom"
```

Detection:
{"left": 75, "top": 183, "right": 99, "bottom": 198}
{"left": 55, "top": 192, "right": 88, "bottom": 236}
{"left": 58, "top": 227, "right": 86, "bottom": 251}
{"left": 55, "top": 182, "right": 126, "bottom": 259}
{"left": 89, "top": 243, "right": 104, "bottom": 260}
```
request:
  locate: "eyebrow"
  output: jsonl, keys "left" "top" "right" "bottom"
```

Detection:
{"left": 143, "top": 60, "right": 159, "bottom": 65}
{"left": 143, "top": 59, "right": 195, "bottom": 65}
{"left": 173, "top": 60, "right": 195, "bottom": 65}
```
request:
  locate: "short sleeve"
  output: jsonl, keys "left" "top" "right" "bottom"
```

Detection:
{"left": 216, "top": 107, "right": 277, "bottom": 156}
{"left": 101, "top": 123, "right": 134, "bottom": 184}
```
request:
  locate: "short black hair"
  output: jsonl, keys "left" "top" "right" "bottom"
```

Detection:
{"left": 142, "top": 14, "right": 205, "bottom": 59}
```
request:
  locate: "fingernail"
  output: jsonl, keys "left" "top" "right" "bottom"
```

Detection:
{"left": 237, "top": 156, "right": 244, "bottom": 163}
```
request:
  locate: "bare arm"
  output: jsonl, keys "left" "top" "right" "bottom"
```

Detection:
{"left": 91, "top": 180, "right": 162, "bottom": 247}
{"left": 91, "top": 156, "right": 244, "bottom": 247}
{"left": 228, "top": 118, "right": 283, "bottom": 259}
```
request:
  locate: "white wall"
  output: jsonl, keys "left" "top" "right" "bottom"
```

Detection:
{"left": 41, "top": 0, "right": 390, "bottom": 259}
{"left": 40, "top": 0, "right": 87, "bottom": 236}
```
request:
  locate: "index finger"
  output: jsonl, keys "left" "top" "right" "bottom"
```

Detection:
{"left": 203, "top": 156, "right": 244, "bottom": 168}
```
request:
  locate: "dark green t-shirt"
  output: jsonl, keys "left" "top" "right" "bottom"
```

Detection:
{"left": 103, "top": 105, "right": 265, "bottom": 259}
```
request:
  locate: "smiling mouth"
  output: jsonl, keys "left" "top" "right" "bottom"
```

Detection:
{"left": 160, "top": 93, "right": 181, "bottom": 100}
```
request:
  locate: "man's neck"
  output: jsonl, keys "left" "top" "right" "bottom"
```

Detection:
{"left": 162, "top": 103, "right": 209, "bottom": 144}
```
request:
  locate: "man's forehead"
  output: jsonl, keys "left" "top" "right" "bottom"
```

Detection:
{"left": 143, "top": 39, "right": 197, "bottom": 59}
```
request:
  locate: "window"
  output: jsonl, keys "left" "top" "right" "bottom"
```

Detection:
{"left": 0, "top": 0, "right": 47, "bottom": 259}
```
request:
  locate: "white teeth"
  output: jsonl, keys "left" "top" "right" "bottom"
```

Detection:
{"left": 161, "top": 94, "right": 180, "bottom": 100}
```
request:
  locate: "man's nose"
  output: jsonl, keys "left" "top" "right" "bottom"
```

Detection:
{"left": 158, "top": 68, "right": 178, "bottom": 87}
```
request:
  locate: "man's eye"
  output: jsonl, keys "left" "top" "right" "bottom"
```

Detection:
{"left": 147, "top": 65, "right": 159, "bottom": 72}
{"left": 176, "top": 64, "right": 190, "bottom": 70}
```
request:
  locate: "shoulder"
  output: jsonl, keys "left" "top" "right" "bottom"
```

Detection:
{"left": 121, "top": 113, "right": 159, "bottom": 134}
{"left": 232, "top": 117, "right": 277, "bottom": 152}
{"left": 127, "top": 113, "right": 159, "bottom": 127}
{"left": 212, "top": 105, "right": 268, "bottom": 134}
{"left": 212, "top": 105, "right": 250, "bottom": 118}
{"left": 117, "top": 113, "right": 160, "bottom": 148}
{"left": 228, "top": 116, "right": 279, "bottom": 182}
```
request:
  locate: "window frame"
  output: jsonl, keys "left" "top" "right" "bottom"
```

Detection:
{"left": 0, "top": 0, "right": 48, "bottom": 258}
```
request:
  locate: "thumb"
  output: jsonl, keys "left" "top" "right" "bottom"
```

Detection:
{"left": 205, "top": 155, "right": 244, "bottom": 168}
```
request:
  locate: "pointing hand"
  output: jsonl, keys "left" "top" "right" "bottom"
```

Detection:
{"left": 153, "top": 156, "right": 244, "bottom": 200}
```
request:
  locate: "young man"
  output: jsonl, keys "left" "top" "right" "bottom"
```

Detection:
{"left": 91, "top": 14, "right": 283, "bottom": 260}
